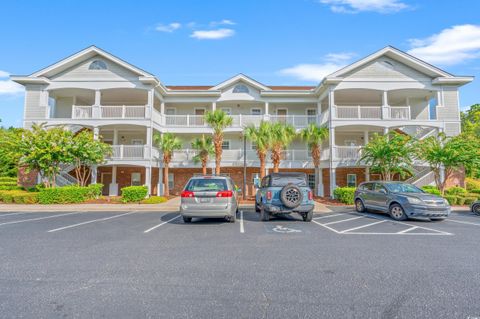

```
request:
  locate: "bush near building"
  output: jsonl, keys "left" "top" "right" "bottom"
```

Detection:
{"left": 38, "top": 184, "right": 103, "bottom": 204}
{"left": 121, "top": 186, "right": 148, "bottom": 203}
{"left": 0, "top": 190, "right": 39, "bottom": 204}
{"left": 421, "top": 185, "right": 441, "bottom": 195}
{"left": 333, "top": 187, "right": 356, "bottom": 204}
{"left": 141, "top": 196, "right": 168, "bottom": 204}
{"left": 466, "top": 178, "right": 480, "bottom": 191}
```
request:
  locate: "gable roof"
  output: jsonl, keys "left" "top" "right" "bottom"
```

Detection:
{"left": 29, "top": 45, "right": 155, "bottom": 78}
{"left": 210, "top": 74, "right": 270, "bottom": 91}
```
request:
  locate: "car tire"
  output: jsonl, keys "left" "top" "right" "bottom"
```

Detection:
{"left": 303, "top": 210, "right": 313, "bottom": 222}
{"left": 389, "top": 203, "right": 407, "bottom": 221}
{"left": 280, "top": 184, "right": 303, "bottom": 208}
{"left": 473, "top": 204, "right": 480, "bottom": 216}
{"left": 183, "top": 216, "right": 192, "bottom": 223}
{"left": 227, "top": 214, "right": 236, "bottom": 223}
{"left": 260, "top": 205, "right": 270, "bottom": 221}
{"left": 355, "top": 199, "right": 366, "bottom": 213}
{"left": 255, "top": 202, "right": 260, "bottom": 213}
{"left": 430, "top": 217, "right": 446, "bottom": 221}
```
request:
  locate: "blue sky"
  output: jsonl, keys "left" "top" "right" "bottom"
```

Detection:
{"left": 1, "top": 0, "right": 479, "bottom": 127}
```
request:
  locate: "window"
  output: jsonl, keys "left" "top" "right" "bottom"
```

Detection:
{"left": 221, "top": 107, "right": 232, "bottom": 115}
{"left": 344, "top": 139, "right": 357, "bottom": 146}
{"left": 361, "top": 183, "right": 374, "bottom": 191}
{"left": 185, "top": 178, "right": 228, "bottom": 191}
{"left": 251, "top": 108, "right": 262, "bottom": 115}
{"left": 131, "top": 139, "right": 143, "bottom": 145}
{"left": 308, "top": 174, "right": 316, "bottom": 190}
{"left": 251, "top": 142, "right": 257, "bottom": 150}
{"left": 233, "top": 84, "right": 249, "bottom": 93}
{"left": 131, "top": 172, "right": 141, "bottom": 186}
{"left": 89, "top": 60, "right": 107, "bottom": 70}
{"left": 222, "top": 140, "right": 230, "bottom": 150}
{"left": 165, "top": 108, "right": 176, "bottom": 115}
{"left": 168, "top": 173, "right": 174, "bottom": 190}
{"left": 307, "top": 109, "right": 317, "bottom": 124}
{"left": 347, "top": 174, "right": 357, "bottom": 187}
{"left": 429, "top": 97, "right": 437, "bottom": 120}
{"left": 374, "top": 183, "right": 387, "bottom": 193}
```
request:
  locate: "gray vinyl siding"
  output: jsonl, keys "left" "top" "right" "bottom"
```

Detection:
{"left": 437, "top": 88, "right": 460, "bottom": 121}
{"left": 24, "top": 86, "right": 45, "bottom": 120}
{"left": 344, "top": 57, "right": 431, "bottom": 81}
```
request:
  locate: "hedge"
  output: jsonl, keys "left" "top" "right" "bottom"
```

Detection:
{"left": 0, "top": 186, "right": 23, "bottom": 191}
{"left": 445, "top": 187, "right": 467, "bottom": 196}
{"left": 141, "top": 196, "right": 168, "bottom": 204}
{"left": 421, "top": 185, "right": 441, "bottom": 196}
{"left": 443, "top": 195, "right": 457, "bottom": 205}
{"left": 466, "top": 178, "right": 480, "bottom": 191}
{"left": 38, "top": 184, "right": 103, "bottom": 204}
{"left": 333, "top": 187, "right": 356, "bottom": 204}
{"left": 471, "top": 189, "right": 480, "bottom": 194}
{"left": 464, "top": 197, "right": 478, "bottom": 206}
{"left": 0, "top": 190, "right": 39, "bottom": 204}
{"left": 0, "top": 177, "right": 17, "bottom": 183}
{"left": 121, "top": 186, "right": 148, "bottom": 203}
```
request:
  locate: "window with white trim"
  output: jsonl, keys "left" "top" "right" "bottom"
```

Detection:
{"left": 168, "top": 173, "right": 174, "bottom": 190}
{"left": 165, "top": 108, "right": 176, "bottom": 115}
{"left": 89, "top": 60, "right": 107, "bottom": 70}
{"left": 131, "top": 172, "right": 141, "bottom": 186}
{"left": 251, "top": 142, "right": 257, "bottom": 150}
{"left": 251, "top": 108, "right": 262, "bottom": 115}
{"left": 222, "top": 140, "right": 230, "bottom": 150}
{"left": 307, "top": 109, "right": 317, "bottom": 124}
{"left": 347, "top": 174, "right": 357, "bottom": 187}
{"left": 233, "top": 84, "right": 249, "bottom": 93}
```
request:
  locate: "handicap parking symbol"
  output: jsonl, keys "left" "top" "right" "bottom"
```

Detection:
{"left": 272, "top": 225, "right": 302, "bottom": 234}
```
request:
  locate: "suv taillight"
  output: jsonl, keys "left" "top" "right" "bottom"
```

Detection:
{"left": 216, "top": 190, "right": 233, "bottom": 198}
{"left": 308, "top": 191, "right": 313, "bottom": 200}
{"left": 181, "top": 191, "right": 194, "bottom": 198}
{"left": 266, "top": 191, "right": 272, "bottom": 200}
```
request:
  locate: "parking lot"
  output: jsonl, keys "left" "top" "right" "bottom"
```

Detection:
{"left": 1, "top": 208, "right": 480, "bottom": 318}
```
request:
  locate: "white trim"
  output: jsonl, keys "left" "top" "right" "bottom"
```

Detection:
{"left": 347, "top": 174, "right": 357, "bottom": 187}
{"left": 222, "top": 139, "right": 231, "bottom": 150}
{"left": 211, "top": 74, "right": 270, "bottom": 91}
{"left": 165, "top": 107, "right": 176, "bottom": 115}
{"left": 131, "top": 138, "right": 144, "bottom": 145}
{"left": 306, "top": 108, "right": 317, "bottom": 116}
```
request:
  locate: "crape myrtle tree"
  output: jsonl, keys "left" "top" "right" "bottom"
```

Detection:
{"left": 204, "top": 110, "right": 233, "bottom": 175}
{"left": 0, "top": 120, "right": 23, "bottom": 177}
{"left": 417, "top": 133, "right": 480, "bottom": 195}
{"left": 359, "top": 131, "right": 415, "bottom": 181}
{"left": 153, "top": 132, "right": 182, "bottom": 196}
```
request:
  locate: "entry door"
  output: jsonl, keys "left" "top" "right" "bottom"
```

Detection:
{"left": 101, "top": 173, "right": 112, "bottom": 196}
{"left": 195, "top": 108, "right": 205, "bottom": 126}
{"left": 276, "top": 109, "right": 287, "bottom": 124}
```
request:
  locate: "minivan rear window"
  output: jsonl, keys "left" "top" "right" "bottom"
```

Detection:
{"left": 185, "top": 179, "right": 228, "bottom": 192}
{"left": 271, "top": 175, "right": 307, "bottom": 187}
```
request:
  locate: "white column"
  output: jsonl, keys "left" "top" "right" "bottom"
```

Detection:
{"left": 329, "top": 168, "right": 336, "bottom": 198}
{"left": 317, "top": 168, "right": 324, "bottom": 197}
{"left": 265, "top": 102, "right": 269, "bottom": 114}
{"left": 109, "top": 165, "right": 119, "bottom": 196}
{"left": 146, "top": 89, "right": 154, "bottom": 118}
{"left": 317, "top": 101, "right": 322, "bottom": 124}
{"left": 93, "top": 127, "right": 99, "bottom": 140}
{"left": 93, "top": 90, "right": 101, "bottom": 118}
{"left": 328, "top": 89, "right": 335, "bottom": 119}
{"left": 113, "top": 128, "right": 118, "bottom": 145}
{"left": 42, "top": 90, "right": 50, "bottom": 118}
{"left": 383, "top": 127, "right": 388, "bottom": 135}
{"left": 160, "top": 102, "right": 165, "bottom": 114}
{"left": 145, "top": 166, "right": 152, "bottom": 196}
{"left": 158, "top": 166, "right": 163, "bottom": 196}
{"left": 91, "top": 166, "right": 97, "bottom": 185}
{"left": 364, "top": 131, "right": 369, "bottom": 145}
{"left": 365, "top": 167, "right": 370, "bottom": 182}
{"left": 146, "top": 126, "right": 152, "bottom": 159}
{"left": 212, "top": 102, "right": 217, "bottom": 111}
{"left": 382, "top": 91, "right": 389, "bottom": 119}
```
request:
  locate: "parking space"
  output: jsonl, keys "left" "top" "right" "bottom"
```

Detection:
{"left": 1, "top": 208, "right": 480, "bottom": 318}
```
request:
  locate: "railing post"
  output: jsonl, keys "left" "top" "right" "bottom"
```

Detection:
{"left": 239, "top": 114, "right": 242, "bottom": 127}
{"left": 357, "top": 105, "right": 361, "bottom": 119}
{"left": 122, "top": 105, "right": 126, "bottom": 118}
{"left": 187, "top": 114, "right": 190, "bottom": 126}
{"left": 120, "top": 145, "right": 124, "bottom": 159}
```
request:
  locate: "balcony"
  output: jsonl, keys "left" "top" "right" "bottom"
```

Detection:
{"left": 333, "top": 146, "right": 363, "bottom": 160}
{"left": 333, "top": 105, "right": 410, "bottom": 120}
{"left": 170, "top": 149, "right": 315, "bottom": 163}
{"left": 72, "top": 105, "right": 148, "bottom": 119}
{"left": 108, "top": 145, "right": 149, "bottom": 160}
{"left": 162, "top": 114, "right": 319, "bottom": 128}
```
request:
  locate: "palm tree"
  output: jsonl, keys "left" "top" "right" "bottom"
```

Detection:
{"left": 204, "top": 109, "right": 233, "bottom": 175}
{"left": 244, "top": 121, "right": 271, "bottom": 179}
{"left": 191, "top": 135, "right": 215, "bottom": 175}
{"left": 300, "top": 123, "right": 329, "bottom": 196}
{"left": 269, "top": 122, "right": 296, "bottom": 173}
{"left": 153, "top": 132, "right": 182, "bottom": 196}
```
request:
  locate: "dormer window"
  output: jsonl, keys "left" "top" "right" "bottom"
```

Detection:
{"left": 382, "top": 60, "right": 394, "bottom": 69}
{"left": 233, "top": 84, "right": 249, "bottom": 93}
{"left": 89, "top": 60, "right": 107, "bottom": 70}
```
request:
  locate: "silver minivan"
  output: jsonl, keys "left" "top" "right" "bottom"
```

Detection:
{"left": 180, "top": 176, "right": 238, "bottom": 223}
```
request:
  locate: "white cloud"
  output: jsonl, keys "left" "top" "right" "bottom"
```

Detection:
{"left": 155, "top": 22, "right": 181, "bottom": 33}
{"left": 190, "top": 28, "right": 235, "bottom": 40}
{"left": 210, "top": 19, "right": 236, "bottom": 26}
{"left": 0, "top": 71, "right": 23, "bottom": 95}
{"left": 320, "top": 0, "right": 409, "bottom": 13}
{"left": 407, "top": 24, "right": 480, "bottom": 65}
{"left": 279, "top": 52, "right": 355, "bottom": 82}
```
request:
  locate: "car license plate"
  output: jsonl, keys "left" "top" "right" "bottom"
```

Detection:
{"left": 200, "top": 198, "right": 211, "bottom": 203}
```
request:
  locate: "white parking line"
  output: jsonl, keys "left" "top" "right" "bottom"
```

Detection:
{"left": 397, "top": 226, "right": 418, "bottom": 234}
{"left": 239, "top": 211, "right": 245, "bottom": 233}
{"left": 144, "top": 215, "right": 181, "bottom": 233}
{"left": 48, "top": 211, "right": 136, "bottom": 232}
{"left": 313, "top": 213, "right": 346, "bottom": 220}
{"left": 340, "top": 220, "right": 386, "bottom": 233}
{"left": 446, "top": 219, "right": 480, "bottom": 227}
{"left": 323, "top": 216, "right": 363, "bottom": 226}
{"left": 312, "top": 220, "right": 342, "bottom": 234}
{"left": 0, "top": 212, "right": 35, "bottom": 218}
{"left": 0, "top": 212, "right": 83, "bottom": 227}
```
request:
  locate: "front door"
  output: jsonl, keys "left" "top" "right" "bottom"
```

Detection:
{"left": 195, "top": 108, "right": 205, "bottom": 126}
{"left": 276, "top": 109, "right": 287, "bottom": 124}
{"left": 101, "top": 173, "right": 112, "bottom": 196}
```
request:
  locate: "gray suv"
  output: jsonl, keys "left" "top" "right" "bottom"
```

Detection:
{"left": 354, "top": 181, "right": 450, "bottom": 221}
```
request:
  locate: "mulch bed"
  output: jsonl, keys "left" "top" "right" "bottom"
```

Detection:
{"left": 314, "top": 196, "right": 346, "bottom": 206}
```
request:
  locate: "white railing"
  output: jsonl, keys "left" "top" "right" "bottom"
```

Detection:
{"left": 170, "top": 149, "right": 315, "bottom": 163}
{"left": 335, "top": 106, "right": 382, "bottom": 119}
{"left": 281, "top": 150, "right": 311, "bottom": 161}
{"left": 269, "top": 115, "right": 318, "bottom": 127}
{"left": 100, "top": 105, "right": 146, "bottom": 118}
{"left": 165, "top": 115, "right": 207, "bottom": 127}
{"left": 389, "top": 106, "right": 410, "bottom": 120}
{"left": 72, "top": 105, "right": 93, "bottom": 119}
{"left": 334, "top": 146, "right": 363, "bottom": 160}
{"left": 110, "top": 145, "right": 145, "bottom": 159}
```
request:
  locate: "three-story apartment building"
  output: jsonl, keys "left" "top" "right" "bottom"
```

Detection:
{"left": 12, "top": 46, "right": 472, "bottom": 197}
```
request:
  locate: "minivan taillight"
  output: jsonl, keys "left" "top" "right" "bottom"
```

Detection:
{"left": 308, "top": 191, "right": 313, "bottom": 200}
{"left": 181, "top": 191, "right": 194, "bottom": 198}
{"left": 266, "top": 191, "right": 272, "bottom": 200}
{"left": 216, "top": 190, "right": 233, "bottom": 198}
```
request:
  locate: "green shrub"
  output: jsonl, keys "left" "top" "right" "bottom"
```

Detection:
{"left": 0, "top": 185, "right": 23, "bottom": 191}
{"left": 470, "top": 189, "right": 480, "bottom": 194}
{"left": 466, "top": 178, "right": 480, "bottom": 191}
{"left": 333, "top": 187, "right": 356, "bottom": 205}
{"left": 12, "top": 192, "right": 39, "bottom": 204}
{"left": 421, "top": 186, "right": 441, "bottom": 195}
{"left": 0, "top": 182, "right": 17, "bottom": 187}
{"left": 0, "top": 177, "right": 17, "bottom": 183}
{"left": 38, "top": 184, "right": 104, "bottom": 204}
{"left": 121, "top": 186, "right": 148, "bottom": 203}
{"left": 445, "top": 187, "right": 467, "bottom": 196}
{"left": 141, "top": 196, "right": 167, "bottom": 204}
{"left": 443, "top": 195, "right": 457, "bottom": 205}
{"left": 464, "top": 197, "right": 478, "bottom": 206}
{"left": 456, "top": 196, "right": 466, "bottom": 206}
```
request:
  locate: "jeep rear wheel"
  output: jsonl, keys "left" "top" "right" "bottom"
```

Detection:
{"left": 280, "top": 184, "right": 303, "bottom": 208}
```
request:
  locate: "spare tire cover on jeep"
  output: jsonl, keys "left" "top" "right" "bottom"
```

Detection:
{"left": 280, "top": 184, "right": 303, "bottom": 208}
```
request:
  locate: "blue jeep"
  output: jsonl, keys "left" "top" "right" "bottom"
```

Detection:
{"left": 255, "top": 172, "right": 315, "bottom": 222}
